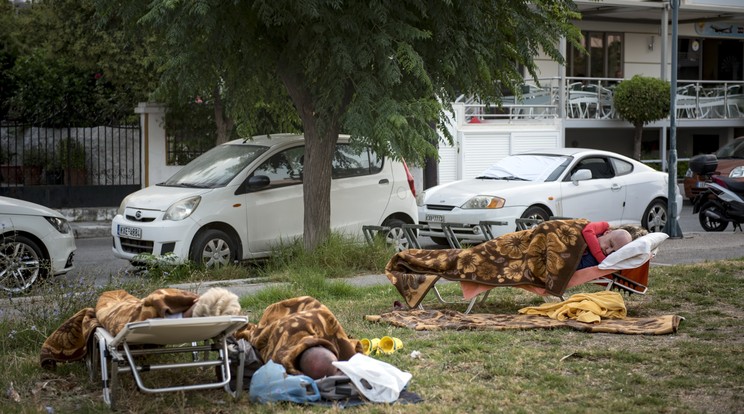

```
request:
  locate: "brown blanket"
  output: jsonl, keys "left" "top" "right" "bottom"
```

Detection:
{"left": 386, "top": 219, "right": 590, "bottom": 308}
{"left": 39, "top": 288, "right": 199, "bottom": 368}
{"left": 365, "top": 310, "right": 683, "bottom": 335}
{"left": 234, "top": 296, "right": 362, "bottom": 375}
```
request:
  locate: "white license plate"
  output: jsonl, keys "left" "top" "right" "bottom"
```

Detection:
{"left": 695, "top": 181, "right": 708, "bottom": 188}
{"left": 426, "top": 214, "right": 445, "bottom": 223}
{"left": 118, "top": 225, "right": 142, "bottom": 239}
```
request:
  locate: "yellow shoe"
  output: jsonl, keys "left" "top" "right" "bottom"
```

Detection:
{"left": 377, "top": 336, "right": 403, "bottom": 355}
{"left": 360, "top": 338, "right": 380, "bottom": 355}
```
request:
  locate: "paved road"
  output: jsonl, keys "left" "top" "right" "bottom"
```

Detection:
{"left": 63, "top": 201, "right": 743, "bottom": 290}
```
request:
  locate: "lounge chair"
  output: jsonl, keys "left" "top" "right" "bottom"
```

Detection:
{"left": 384, "top": 218, "right": 669, "bottom": 314}
{"left": 86, "top": 315, "right": 249, "bottom": 409}
{"left": 434, "top": 231, "right": 668, "bottom": 313}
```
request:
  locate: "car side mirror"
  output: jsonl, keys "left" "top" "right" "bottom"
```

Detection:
{"left": 571, "top": 169, "right": 592, "bottom": 185}
{"left": 236, "top": 175, "right": 271, "bottom": 194}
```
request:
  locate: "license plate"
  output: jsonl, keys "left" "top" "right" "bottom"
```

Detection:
{"left": 118, "top": 225, "right": 142, "bottom": 239}
{"left": 695, "top": 181, "right": 708, "bottom": 188}
{"left": 426, "top": 214, "right": 445, "bottom": 223}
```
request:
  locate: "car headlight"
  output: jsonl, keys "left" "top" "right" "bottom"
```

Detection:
{"left": 117, "top": 194, "right": 133, "bottom": 216}
{"left": 163, "top": 196, "right": 201, "bottom": 221}
{"left": 730, "top": 166, "right": 744, "bottom": 178}
{"left": 416, "top": 191, "right": 427, "bottom": 207}
{"left": 45, "top": 216, "right": 71, "bottom": 234}
{"left": 461, "top": 196, "right": 505, "bottom": 209}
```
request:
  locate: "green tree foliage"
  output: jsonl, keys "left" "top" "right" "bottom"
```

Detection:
{"left": 2, "top": 0, "right": 157, "bottom": 126}
{"left": 107, "top": 0, "right": 581, "bottom": 251}
{"left": 613, "top": 75, "right": 671, "bottom": 160}
{"left": 0, "top": 2, "right": 21, "bottom": 120}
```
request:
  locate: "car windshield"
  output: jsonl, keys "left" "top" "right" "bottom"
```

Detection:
{"left": 715, "top": 138, "right": 744, "bottom": 159}
{"left": 477, "top": 154, "right": 570, "bottom": 182}
{"left": 161, "top": 144, "right": 270, "bottom": 188}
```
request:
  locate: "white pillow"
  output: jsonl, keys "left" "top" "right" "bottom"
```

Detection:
{"left": 598, "top": 232, "right": 669, "bottom": 270}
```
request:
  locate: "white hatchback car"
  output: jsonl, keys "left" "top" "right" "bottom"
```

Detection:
{"left": 111, "top": 134, "right": 418, "bottom": 266}
{"left": 418, "top": 147, "right": 683, "bottom": 245}
{"left": 0, "top": 196, "right": 76, "bottom": 292}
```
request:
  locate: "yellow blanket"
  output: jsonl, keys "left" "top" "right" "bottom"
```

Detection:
{"left": 518, "top": 291, "right": 626, "bottom": 323}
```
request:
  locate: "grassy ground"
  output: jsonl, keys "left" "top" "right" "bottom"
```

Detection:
{"left": 1, "top": 237, "right": 742, "bottom": 413}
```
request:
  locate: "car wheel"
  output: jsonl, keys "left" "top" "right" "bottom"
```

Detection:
{"left": 0, "top": 235, "right": 46, "bottom": 293}
{"left": 642, "top": 199, "right": 668, "bottom": 233}
{"left": 190, "top": 229, "right": 237, "bottom": 268}
{"left": 698, "top": 201, "right": 728, "bottom": 232}
{"left": 382, "top": 218, "right": 410, "bottom": 252}
{"left": 519, "top": 206, "right": 551, "bottom": 230}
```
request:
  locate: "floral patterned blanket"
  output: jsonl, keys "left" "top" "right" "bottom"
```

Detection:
{"left": 385, "top": 219, "right": 590, "bottom": 308}
{"left": 365, "top": 310, "right": 682, "bottom": 335}
{"left": 39, "top": 288, "right": 199, "bottom": 368}
{"left": 234, "top": 296, "right": 362, "bottom": 375}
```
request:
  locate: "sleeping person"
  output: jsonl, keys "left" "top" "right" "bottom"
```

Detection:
{"left": 578, "top": 221, "right": 633, "bottom": 270}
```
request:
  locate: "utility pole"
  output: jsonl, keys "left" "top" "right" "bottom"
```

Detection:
{"left": 665, "top": 0, "right": 683, "bottom": 238}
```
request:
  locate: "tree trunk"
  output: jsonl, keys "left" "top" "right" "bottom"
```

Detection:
{"left": 633, "top": 122, "right": 644, "bottom": 161}
{"left": 213, "top": 86, "right": 234, "bottom": 145}
{"left": 423, "top": 155, "right": 438, "bottom": 189}
{"left": 302, "top": 129, "right": 336, "bottom": 251}
{"left": 278, "top": 63, "right": 342, "bottom": 252}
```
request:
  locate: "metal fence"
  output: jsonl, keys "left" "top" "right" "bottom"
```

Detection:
{"left": 0, "top": 123, "right": 141, "bottom": 208}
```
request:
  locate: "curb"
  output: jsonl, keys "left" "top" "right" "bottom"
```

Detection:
{"left": 72, "top": 222, "right": 111, "bottom": 239}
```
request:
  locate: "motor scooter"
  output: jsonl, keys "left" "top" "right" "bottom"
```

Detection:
{"left": 689, "top": 154, "right": 744, "bottom": 232}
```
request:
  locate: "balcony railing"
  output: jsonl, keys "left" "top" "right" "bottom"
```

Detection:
{"left": 455, "top": 77, "right": 744, "bottom": 124}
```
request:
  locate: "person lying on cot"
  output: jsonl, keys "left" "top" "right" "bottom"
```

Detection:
{"left": 579, "top": 221, "right": 633, "bottom": 270}
{"left": 235, "top": 296, "right": 362, "bottom": 380}
{"left": 39, "top": 287, "right": 242, "bottom": 368}
{"left": 164, "top": 287, "right": 241, "bottom": 319}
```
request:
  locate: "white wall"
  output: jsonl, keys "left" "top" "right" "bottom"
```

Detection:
{"left": 438, "top": 120, "right": 564, "bottom": 183}
{"left": 135, "top": 103, "right": 182, "bottom": 187}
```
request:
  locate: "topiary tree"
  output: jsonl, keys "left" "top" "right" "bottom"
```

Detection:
{"left": 613, "top": 75, "right": 671, "bottom": 160}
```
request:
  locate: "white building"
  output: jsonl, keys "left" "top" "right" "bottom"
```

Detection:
{"left": 439, "top": 0, "right": 744, "bottom": 183}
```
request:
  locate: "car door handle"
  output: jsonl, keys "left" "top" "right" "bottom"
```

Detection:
{"left": 379, "top": 179, "right": 389, "bottom": 184}
{"left": 610, "top": 183, "right": 622, "bottom": 191}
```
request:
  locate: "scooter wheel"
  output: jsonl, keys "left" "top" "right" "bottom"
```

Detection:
{"left": 698, "top": 201, "right": 728, "bottom": 232}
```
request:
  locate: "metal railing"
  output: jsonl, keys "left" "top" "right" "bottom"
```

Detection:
{"left": 0, "top": 123, "right": 140, "bottom": 187}
{"left": 1, "top": 123, "right": 142, "bottom": 208}
{"left": 454, "top": 77, "right": 744, "bottom": 124}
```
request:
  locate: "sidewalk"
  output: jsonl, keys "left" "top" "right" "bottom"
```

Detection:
{"left": 62, "top": 207, "right": 116, "bottom": 239}
{"left": 167, "top": 273, "right": 390, "bottom": 297}
{"left": 71, "top": 221, "right": 112, "bottom": 239}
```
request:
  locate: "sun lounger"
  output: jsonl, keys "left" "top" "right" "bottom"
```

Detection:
{"left": 86, "top": 315, "right": 249, "bottom": 409}
{"left": 438, "top": 232, "right": 668, "bottom": 313}
{"left": 384, "top": 218, "right": 669, "bottom": 314}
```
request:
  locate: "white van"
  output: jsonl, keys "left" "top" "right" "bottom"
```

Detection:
{"left": 111, "top": 134, "right": 418, "bottom": 266}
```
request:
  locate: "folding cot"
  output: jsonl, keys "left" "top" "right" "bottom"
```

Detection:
{"left": 383, "top": 217, "right": 669, "bottom": 314}
{"left": 86, "top": 315, "right": 249, "bottom": 409}
{"left": 427, "top": 231, "right": 668, "bottom": 313}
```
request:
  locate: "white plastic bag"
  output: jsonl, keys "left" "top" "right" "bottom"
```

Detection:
{"left": 332, "top": 353, "right": 412, "bottom": 403}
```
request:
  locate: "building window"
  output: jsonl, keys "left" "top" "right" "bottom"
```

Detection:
{"left": 569, "top": 32, "right": 624, "bottom": 79}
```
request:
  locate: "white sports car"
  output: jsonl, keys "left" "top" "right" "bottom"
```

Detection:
{"left": 418, "top": 148, "right": 683, "bottom": 245}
